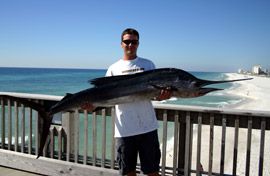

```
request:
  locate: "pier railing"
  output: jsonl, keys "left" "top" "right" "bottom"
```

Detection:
{"left": 0, "top": 92, "right": 269, "bottom": 176}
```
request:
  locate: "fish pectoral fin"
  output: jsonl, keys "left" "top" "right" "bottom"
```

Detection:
{"left": 149, "top": 83, "right": 165, "bottom": 90}
{"left": 61, "top": 93, "right": 73, "bottom": 101}
{"left": 149, "top": 84, "right": 177, "bottom": 92}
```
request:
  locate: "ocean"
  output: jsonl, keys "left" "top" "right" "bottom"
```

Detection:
{"left": 0, "top": 67, "right": 243, "bottom": 158}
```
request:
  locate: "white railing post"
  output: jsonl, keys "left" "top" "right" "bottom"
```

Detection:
{"left": 62, "top": 111, "right": 75, "bottom": 161}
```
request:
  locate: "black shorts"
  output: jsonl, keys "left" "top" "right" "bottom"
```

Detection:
{"left": 116, "top": 130, "right": 161, "bottom": 175}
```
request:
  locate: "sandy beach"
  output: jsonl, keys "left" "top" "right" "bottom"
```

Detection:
{"left": 165, "top": 73, "right": 270, "bottom": 175}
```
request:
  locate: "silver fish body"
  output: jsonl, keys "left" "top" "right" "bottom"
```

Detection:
{"left": 51, "top": 68, "right": 250, "bottom": 113}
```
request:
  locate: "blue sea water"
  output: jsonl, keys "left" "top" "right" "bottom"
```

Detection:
{"left": 0, "top": 67, "right": 106, "bottom": 96}
{"left": 0, "top": 67, "right": 242, "bottom": 158}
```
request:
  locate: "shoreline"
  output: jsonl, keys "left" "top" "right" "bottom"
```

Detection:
{"left": 224, "top": 73, "right": 270, "bottom": 111}
{"left": 165, "top": 73, "right": 270, "bottom": 175}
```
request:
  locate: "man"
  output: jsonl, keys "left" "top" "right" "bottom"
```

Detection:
{"left": 82, "top": 28, "right": 171, "bottom": 175}
{"left": 105, "top": 28, "right": 172, "bottom": 176}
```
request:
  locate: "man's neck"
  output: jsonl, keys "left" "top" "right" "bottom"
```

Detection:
{"left": 122, "top": 55, "right": 137, "bottom": 61}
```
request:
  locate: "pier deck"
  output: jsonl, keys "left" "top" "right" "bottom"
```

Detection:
{"left": 0, "top": 165, "right": 41, "bottom": 176}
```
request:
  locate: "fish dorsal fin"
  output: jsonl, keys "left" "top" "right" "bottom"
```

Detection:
{"left": 149, "top": 83, "right": 164, "bottom": 90}
{"left": 89, "top": 74, "right": 134, "bottom": 86}
{"left": 61, "top": 93, "right": 73, "bottom": 101}
{"left": 89, "top": 68, "right": 179, "bottom": 87}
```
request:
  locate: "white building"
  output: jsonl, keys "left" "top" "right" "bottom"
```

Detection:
{"left": 238, "top": 69, "right": 244, "bottom": 74}
{"left": 252, "top": 65, "right": 262, "bottom": 74}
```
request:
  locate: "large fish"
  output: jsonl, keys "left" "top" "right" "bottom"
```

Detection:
{"left": 0, "top": 68, "right": 252, "bottom": 158}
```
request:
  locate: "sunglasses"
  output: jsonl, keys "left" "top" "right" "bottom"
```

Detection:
{"left": 122, "top": 40, "right": 138, "bottom": 45}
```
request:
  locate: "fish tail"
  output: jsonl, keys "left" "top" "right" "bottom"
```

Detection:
{"left": 0, "top": 95, "right": 53, "bottom": 159}
{"left": 36, "top": 112, "right": 53, "bottom": 159}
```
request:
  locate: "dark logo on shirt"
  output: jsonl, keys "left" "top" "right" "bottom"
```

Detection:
{"left": 122, "top": 68, "right": 144, "bottom": 73}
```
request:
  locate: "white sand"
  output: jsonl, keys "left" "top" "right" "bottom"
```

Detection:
{"left": 165, "top": 73, "right": 270, "bottom": 175}
{"left": 225, "top": 73, "right": 270, "bottom": 111}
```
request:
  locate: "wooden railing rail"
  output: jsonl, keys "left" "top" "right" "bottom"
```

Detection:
{"left": 0, "top": 92, "right": 269, "bottom": 176}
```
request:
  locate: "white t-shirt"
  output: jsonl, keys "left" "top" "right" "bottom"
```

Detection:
{"left": 106, "top": 57, "right": 159, "bottom": 137}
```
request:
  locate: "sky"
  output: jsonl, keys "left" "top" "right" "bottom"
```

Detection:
{"left": 0, "top": 0, "right": 269, "bottom": 72}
